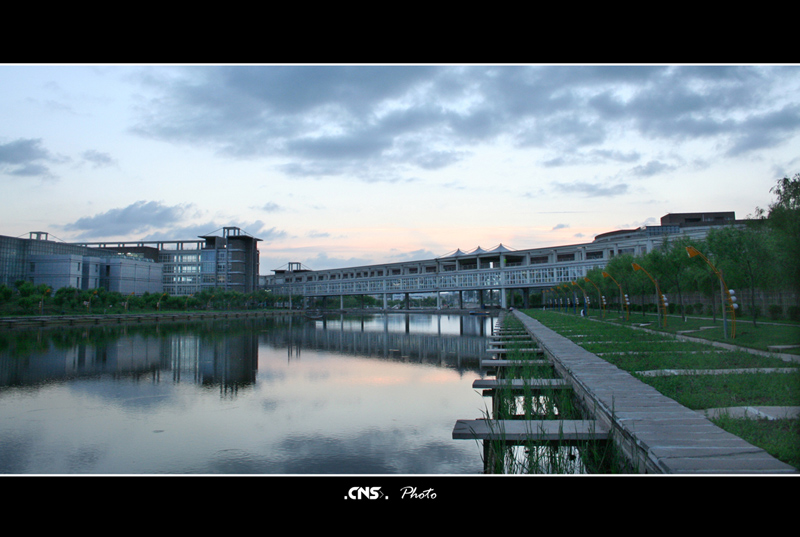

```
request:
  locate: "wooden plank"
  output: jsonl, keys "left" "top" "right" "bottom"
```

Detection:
{"left": 487, "top": 348, "right": 543, "bottom": 354}
{"left": 473, "top": 378, "right": 569, "bottom": 389}
{"left": 452, "top": 419, "right": 608, "bottom": 441}
{"left": 481, "top": 359, "right": 551, "bottom": 368}
{"left": 488, "top": 335, "right": 530, "bottom": 339}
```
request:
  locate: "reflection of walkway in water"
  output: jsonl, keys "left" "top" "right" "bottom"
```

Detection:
{"left": 1, "top": 313, "right": 493, "bottom": 393}
{"left": 263, "top": 314, "right": 494, "bottom": 368}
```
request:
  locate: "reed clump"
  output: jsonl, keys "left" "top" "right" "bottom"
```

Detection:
{"left": 479, "top": 314, "right": 622, "bottom": 474}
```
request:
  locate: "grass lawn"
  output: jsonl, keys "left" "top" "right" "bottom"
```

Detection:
{"left": 521, "top": 309, "right": 800, "bottom": 470}
{"left": 598, "top": 311, "right": 800, "bottom": 354}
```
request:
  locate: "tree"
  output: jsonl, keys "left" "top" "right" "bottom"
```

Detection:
{"left": 704, "top": 223, "right": 776, "bottom": 327}
{"left": 598, "top": 254, "right": 645, "bottom": 317}
{"left": 764, "top": 174, "right": 800, "bottom": 292}
{"left": 643, "top": 237, "right": 699, "bottom": 321}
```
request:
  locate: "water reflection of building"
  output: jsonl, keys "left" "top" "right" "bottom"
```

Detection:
{"left": 0, "top": 324, "right": 258, "bottom": 391}
{"left": 0, "top": 330, "right": 165, "bottom": 386}
{"left": 262, "top": 314, "right": 493, "bottom": 368}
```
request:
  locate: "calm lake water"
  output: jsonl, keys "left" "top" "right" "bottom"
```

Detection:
{"left": 0, "top": 313, "right": 495, "bottom": 474}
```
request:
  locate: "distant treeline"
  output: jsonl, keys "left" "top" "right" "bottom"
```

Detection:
{"left": 0, "top": 285, "right": 303, "bottom": 316}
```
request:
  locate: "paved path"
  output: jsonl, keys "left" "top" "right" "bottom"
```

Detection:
{"left": 700, "top": 406, "right": 800, "bottom": 420}
{"left": 511, "top": 310, "right": 797, "bottom": 474}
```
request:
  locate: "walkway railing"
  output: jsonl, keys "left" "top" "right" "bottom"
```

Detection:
{"left": 267, "top": 261, "right": 606, "bottom": 297}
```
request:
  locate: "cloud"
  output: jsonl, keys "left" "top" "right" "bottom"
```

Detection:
{"left": 255, "top": 226, "right": 288, "bottom": 242}
{"left": 629, "top": 160, "right": 675, "bottom": 177}
{"left": 301, "top": 251, "right": 374, "bottom": 270}
{"left": 552, "top": 223, "right": 570, "bottom": 230}
{"left": 307, "top": 230, "right": 331, "bottom": 238}
{"left": 553, "top": 181, "right": 629, "bottom": 197}
{"left": 0, "top": 138, "right": 64, "bottom": 177}
{"left": 81, "top": 150, "right": 117, "bottom": 168}
{"left": 725, "top": 103, "right": 800, "bottom": 155}
{"left": 260, "top": 202, "right": 284, "bottom": 213}
{"left": 136, "top": 220, "right": 285, "bottom": 243}
{"left": 542, "top": 149, "right": 642, "bottom": 168}
{"left": 387, "top": 248, "right": 438, "bottom": 262}
{"left": 61, "top": 200, "right": 193, "bottom": 239}
{"left": 126, "top": 65, "right": 800, "bottom": 182}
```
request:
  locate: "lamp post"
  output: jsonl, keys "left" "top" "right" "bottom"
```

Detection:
{"left": 686, "top": 246, "right": 737, "bottom": 339}
{"left": 87, "top": 290, "right": 98, "bottom": 313}
{"left": 602, "top": 271, "right": 628, "bottom": 321}
{"left": 584, "top": 276, "right": 604, "bottom": 318}
{"left": 560, "top": 285, "right": 568, "bottom": 312}
{"left": 572, "top": 280, "right": 587, "bottom": 316}
{"left": 39, "top": 287, "right": 50, "bottom": 315}
{"left": 564, "top": 283, "right": 576, "bottom": 314}
{"left": 632, "top": 263, "right": 668, "bottom": 327}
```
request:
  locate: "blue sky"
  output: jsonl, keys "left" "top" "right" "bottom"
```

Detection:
{"left": 2, "top": 65, "right": 798, "bottom": 274}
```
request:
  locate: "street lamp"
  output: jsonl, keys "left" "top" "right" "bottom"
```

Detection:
{"left": 584, "top": 276, "right": 604, "bottom": 318}
{"left": 39, "top": 287, "right": 50, "bottom": 315}
{"left": 631, "top": 263, "right": 668, "bottom": 327}
{"left": 572, "top": 280, "right": 587, "bottom": 316}
{"left": 686, "top": 246, "right": 737, "bottom": 339}
{"left": 602, "top": 271, "right": 629, "bottom": 321}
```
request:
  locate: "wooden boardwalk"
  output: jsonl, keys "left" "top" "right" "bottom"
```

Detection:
{"left": 507, "top": 310, "right": 797, "bottom": 474}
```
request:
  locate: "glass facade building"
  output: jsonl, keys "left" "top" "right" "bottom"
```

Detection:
{"left": 0, "top": 232, "right": 161, "bottom": 294}
{"left": 80, "top": 227, "right": 261, "bottom": 296}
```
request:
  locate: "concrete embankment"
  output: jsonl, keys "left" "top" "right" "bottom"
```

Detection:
{"left": 511, "top": 309, "right": 797, "bottom": 474}
{"left": 0, "top": 309, "right": 299, "bottom": 330}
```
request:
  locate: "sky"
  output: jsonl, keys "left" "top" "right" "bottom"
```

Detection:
{"left": 2, "top": 64, "right": 799, "bottom": 274}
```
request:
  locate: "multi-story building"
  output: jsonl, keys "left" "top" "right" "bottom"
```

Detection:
{"left": 2, "top": 227, "right": 261, "bottom": 297}
{"left": 264, "top": 212, "right": 742, "bottom": 308}
{"left": 0, "top": 232, "right": 161, "bottom": 294}
{"left": 80, "top": 227, "right": 261, "bottom": 296}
